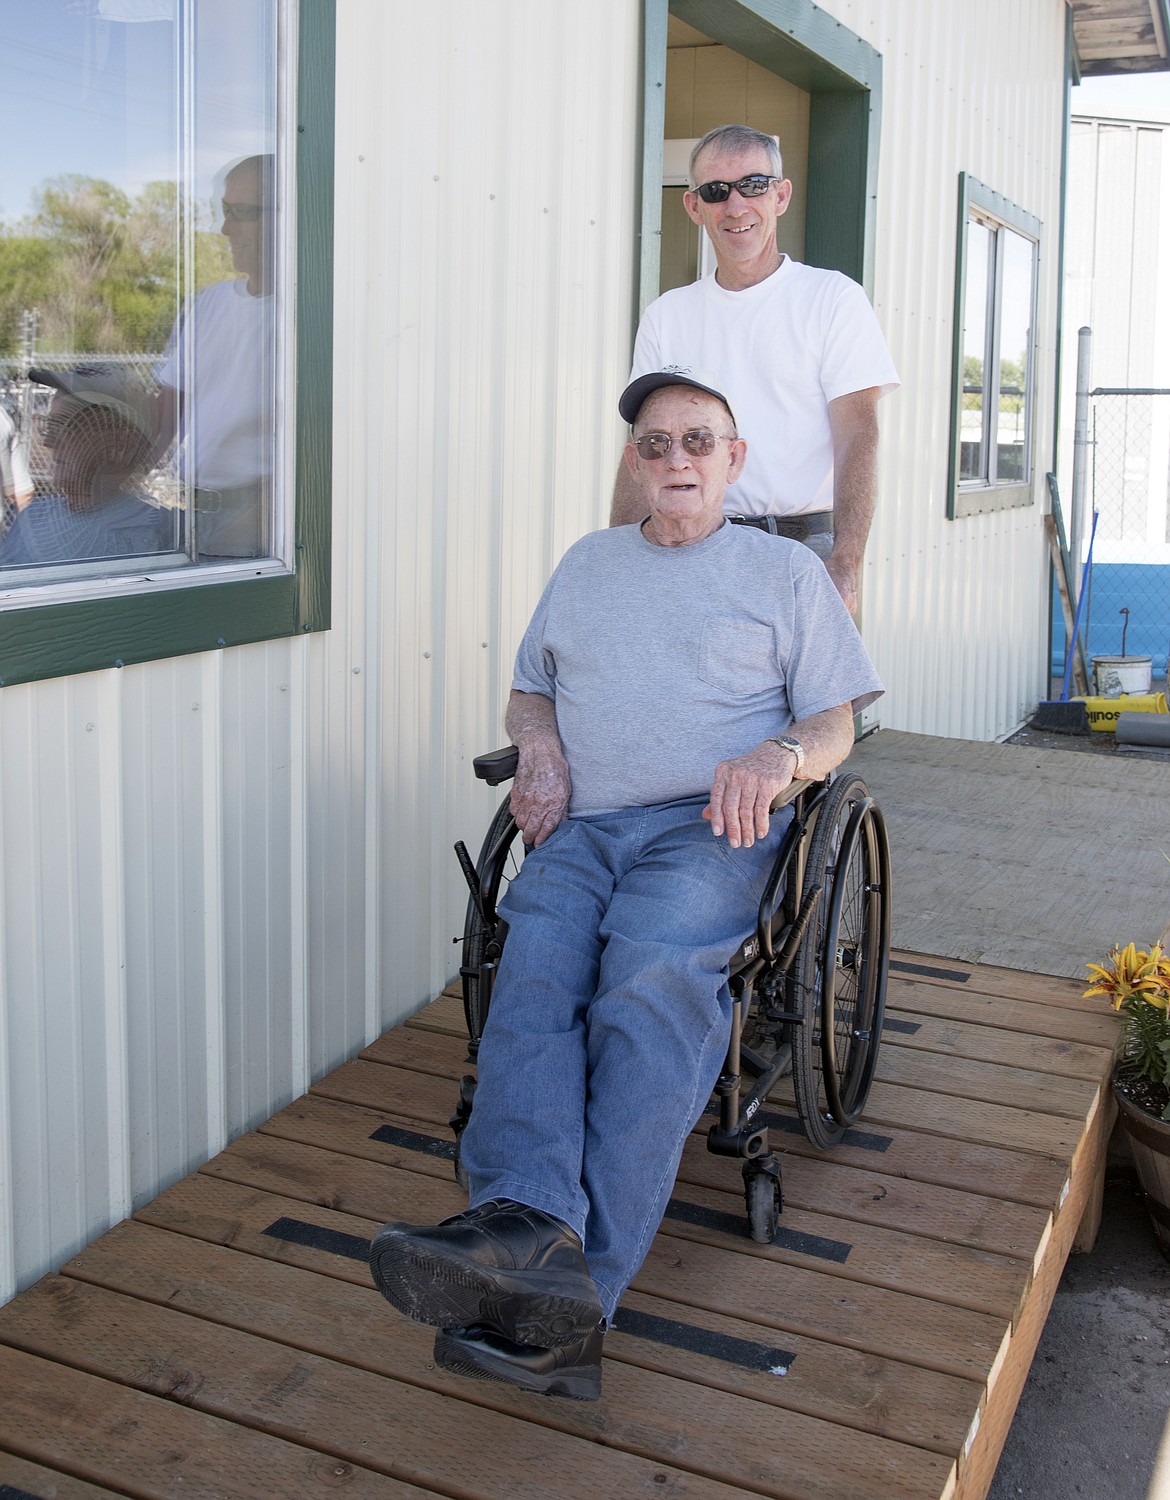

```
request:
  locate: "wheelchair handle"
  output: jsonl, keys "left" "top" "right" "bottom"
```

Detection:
{"left": 473, "top": 746, "right": 519, "bottom": 785}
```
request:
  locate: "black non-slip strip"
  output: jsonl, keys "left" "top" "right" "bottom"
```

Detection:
{"left": 889, "top": 958, "right": 971, "bottom": 983}
{"left": 0, "top": 1487, "right": 47, "bottom": 1500}
{"left": 760, "top": 1109, "right": 893, "bottom": 1153}
{"left": 881, "top": 1016, "right": 922, "bottom": 1035}
{"left": 664, "top": 1198, "right": 852, "bottom": 1264}
{"left": 611, "top": 1306, "right": 795, "bottom": 1376}
{"left": 368, "top": 1123, "right": 457, "bottom": 1161}
{"left": 263, "top": 1216, "right": 371, "bottom": 1263}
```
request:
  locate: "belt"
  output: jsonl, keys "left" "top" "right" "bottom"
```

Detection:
{"left": 728, "top": 511, "right": 833, "bottom": 540}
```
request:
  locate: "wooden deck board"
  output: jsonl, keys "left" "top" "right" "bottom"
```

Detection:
{"left": 0, "top": 953, "right": 1117, "bottom": 1500}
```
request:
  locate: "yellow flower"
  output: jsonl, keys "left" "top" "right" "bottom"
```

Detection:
{"left": 1083, "top": 942, "right": 1170, "bottom": 1010}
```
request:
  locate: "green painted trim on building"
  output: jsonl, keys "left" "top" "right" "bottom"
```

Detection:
{"left": 637, "top": 0, "right": 881, "bottom": 317}
{"left": 0, "top": 0, "right": 335, "bottom": 689}
{"left": 638, "top": 0, "right": 669, "bottom": 320}
{"left": 670, "top": 0, "right": 879, "bottom": 92}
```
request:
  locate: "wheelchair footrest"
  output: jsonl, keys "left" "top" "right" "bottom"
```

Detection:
{"left": 707, "top": 1118, "right": 770, "bottom": 1160}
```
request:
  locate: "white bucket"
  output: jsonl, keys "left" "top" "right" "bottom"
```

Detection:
{"left": 1092, "top": 654, "right": 1153, "bottom": 697}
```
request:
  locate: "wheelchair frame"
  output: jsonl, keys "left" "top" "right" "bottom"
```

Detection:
{"left": 452, "top": 746, "right": 892, "bottom": 1244}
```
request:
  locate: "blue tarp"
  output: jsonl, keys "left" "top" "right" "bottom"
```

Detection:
{"left": 1051, "top": 562, "right": 1170, "bottom": 677}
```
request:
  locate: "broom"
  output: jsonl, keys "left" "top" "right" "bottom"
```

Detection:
{"left": 1033, "top": 509, "right": 1098, "bottom": 733}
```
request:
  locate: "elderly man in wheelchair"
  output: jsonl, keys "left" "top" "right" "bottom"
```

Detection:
{"left": 370, "top": 367, "right": 886, "bottom": 1401}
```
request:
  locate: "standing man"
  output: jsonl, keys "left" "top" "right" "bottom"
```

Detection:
{"left": 154, "top": 154, "right": 275, "bottom": 560}
{"left": 611, "top": 124, "right": 899, "bottom": 615}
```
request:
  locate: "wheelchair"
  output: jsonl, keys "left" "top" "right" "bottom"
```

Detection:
{"left": 451, "top": 746, "right": 892, "bottom": 1244}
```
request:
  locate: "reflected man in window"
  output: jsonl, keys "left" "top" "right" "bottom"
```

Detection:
{"left": 0, "top": 367, "right": 169, "bottom": 568}
{"left": 155, "top": 154, "right": 275, "bottom": 561}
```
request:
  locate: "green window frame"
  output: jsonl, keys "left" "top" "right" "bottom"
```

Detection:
{"left": 0, "top": 0, "right": 334, "bottom": 689}
{"left": 948, "top": 173, "right": 1041, "bottom": 519}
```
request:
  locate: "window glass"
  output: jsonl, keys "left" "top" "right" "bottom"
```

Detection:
{"left": 959, "top": 218, "right": 991, "bottom": 483}
{"left": 0, "top": 0, "right": 279, "bottom": 586}
{"left": 996, "top": 227, "right": 1034, "bottom": 484}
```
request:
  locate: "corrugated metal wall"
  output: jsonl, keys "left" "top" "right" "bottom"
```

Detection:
{"left": 818, "top": 0, "right": 1068, "bottom": 740}
{"left": 0, "top": 0, "right": 1071, "bottom": 1305}
{"left": 0, "top": 0, "right": 639, "bottom": 1304}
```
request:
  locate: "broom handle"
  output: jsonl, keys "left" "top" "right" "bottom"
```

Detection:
{"left": 1062, "top": 510, "right": 1099, "bottom": 702}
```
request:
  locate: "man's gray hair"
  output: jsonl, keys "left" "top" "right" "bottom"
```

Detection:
{"left": 688, "top": 125, "right": 782, "bottom": 188}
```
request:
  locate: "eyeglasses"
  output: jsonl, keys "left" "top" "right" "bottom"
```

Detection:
{"left": 632, "top": 429, "right": 735, "bottom": 461}
{"left": 694, "top": 174, "right": 781, "bottom": 204}
{"left": 221, "top": 201, "right": 269, "bottom": 222}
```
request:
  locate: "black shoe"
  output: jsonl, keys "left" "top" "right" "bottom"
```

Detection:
{"left": 368, "top": 1198, "right": 601, "bottom": 1347}
{"left": 434, "top": 1322, "right": 604, "bottom": 1401}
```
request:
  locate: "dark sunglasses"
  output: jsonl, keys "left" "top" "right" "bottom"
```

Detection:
{"left": 694, "top": 174, "right": 781, "bottom": 204}
{"left": 632, "top": 429, "right": 734, "bottom": 461}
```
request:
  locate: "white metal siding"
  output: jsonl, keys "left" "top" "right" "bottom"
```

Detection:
{"left": 819, "top": 0, "right": 1068, "bottom": 740}
{"left": 0, "top": 0, "right": 1071, "bottom": 1304}
{"left": 0, "top": 0, "right": 639, "bottom": 1304}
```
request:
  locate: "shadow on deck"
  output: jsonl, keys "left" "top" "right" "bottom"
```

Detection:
{"left": 0, "top": 951, "right": 1118, "bottom": 1500}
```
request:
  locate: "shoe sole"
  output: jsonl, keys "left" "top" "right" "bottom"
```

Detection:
{"left": 434, "top": 1330, "right": 601, "bottom": 1401}
{"left": 369, "top": 1230, "right": 601, "bottom": 1347}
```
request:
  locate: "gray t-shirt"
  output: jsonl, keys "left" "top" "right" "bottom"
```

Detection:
{"left": 512, "top": 521, "right": 884, "bottom": 816}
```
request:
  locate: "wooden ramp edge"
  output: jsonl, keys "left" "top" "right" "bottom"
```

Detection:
{"left": 0, "top": 950, "right": 1118, "bottom": 1500}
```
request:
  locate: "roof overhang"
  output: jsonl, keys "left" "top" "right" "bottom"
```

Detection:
{"left": 1069, "top": 0, "right": 1170, "bottom": 75}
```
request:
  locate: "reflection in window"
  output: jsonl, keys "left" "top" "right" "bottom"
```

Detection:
{"left": 959, "top": 219, "right": 991, "bottom": 482}
{"left": 0, "top": 0, "right": 280, "bottom": 584}
{"left": 951, "top": 177, "right": 1039, "bottom": 513}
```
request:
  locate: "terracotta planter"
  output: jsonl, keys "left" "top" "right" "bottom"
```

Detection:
{"left": 1114, "top": 1079, "right": 1170, "bottom": 1260}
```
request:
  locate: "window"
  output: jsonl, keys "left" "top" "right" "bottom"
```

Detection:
{"left": 0, "top": 0, "right": 333, "bottom": 685}
{"left": 948, "top": 174, "right": 1040, "bottom": 518}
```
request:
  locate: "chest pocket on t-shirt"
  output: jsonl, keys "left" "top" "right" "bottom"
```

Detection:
{"left": 698, "top": 616, "right": 776, "bottom": 696}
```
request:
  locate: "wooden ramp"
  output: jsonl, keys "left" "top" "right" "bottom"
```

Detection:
{"left": 0, "top": 952, "right": 1118, "bottom": 1500}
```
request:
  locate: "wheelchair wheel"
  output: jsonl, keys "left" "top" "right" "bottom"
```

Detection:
{"left": 460, "top": 793, "right": 525, "bottom": 1046}
{"left": 790, "top": 772, "right": 891, "bottom": 1150}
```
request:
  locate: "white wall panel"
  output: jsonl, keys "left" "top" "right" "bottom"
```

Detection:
{"left": 818, "top": 0, "right": 1067, "bottom": 740}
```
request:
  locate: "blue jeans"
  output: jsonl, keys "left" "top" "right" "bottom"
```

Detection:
{"left": 459, "top": 797, "right": 786, "bottom": 1321}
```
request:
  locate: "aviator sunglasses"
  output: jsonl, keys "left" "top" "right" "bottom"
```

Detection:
{"left": 694, "top": 174, "right": 781, "bottom": 204}
{"left": 633, "top": 429, "right": 735, "bottom": 461}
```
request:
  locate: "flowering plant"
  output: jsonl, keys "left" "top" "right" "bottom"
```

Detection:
{"left": 1084, "top": 941, "right": 1170, "bottom": 1121}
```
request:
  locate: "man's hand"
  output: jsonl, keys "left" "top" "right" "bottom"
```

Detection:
{"left": 510, "top": 739, "right": 571, "bottom": 846}
{"left": 823, "top": 550, "right": 858, "bottom": 615}
{"left": 704, "top": 740, "right": 796, "bottom": 848}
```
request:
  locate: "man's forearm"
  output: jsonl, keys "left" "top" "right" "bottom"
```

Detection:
{"left": 505, "top": 690, "right": 571, "bottom": 846}
{"left": 505, "top": 689, "right": 562, "bottom": 749}
{"left": 776, "top": 704, "right": 856, "bottom": 782}
{"left": 829, "top": 430, "right": 878, "bottom": 576}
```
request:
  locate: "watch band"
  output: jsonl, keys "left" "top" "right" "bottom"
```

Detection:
{"left": 768, "top": 734, "right": 805, "bottom": 776}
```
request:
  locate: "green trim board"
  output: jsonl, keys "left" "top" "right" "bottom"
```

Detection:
{"left": 947, "top": 172, "right": 1042, "bottom": 521}
{"left": 0, "top": 0, "right": 335, "bottom": 689}
{"left": 638, "top": 0, "right": 882, "bottom": 317}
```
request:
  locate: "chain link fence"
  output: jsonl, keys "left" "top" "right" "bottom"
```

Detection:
{"left": 1054, "top": 388, "right": 1170, "bottom": 687}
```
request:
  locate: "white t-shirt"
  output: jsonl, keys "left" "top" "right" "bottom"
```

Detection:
{"left": 0, "top": 406, "right": 32, "bottom": 503}
{"left": 512, "top": 521, "right": 883, "bottom": 817}
{"left": 630, "top": 258, "right": 900, "bottom": 518}
{"left": 156, "top": 277, "right": 274, "bottom": 491}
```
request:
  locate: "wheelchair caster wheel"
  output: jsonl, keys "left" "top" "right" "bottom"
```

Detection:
{"left": 743, "top": 1155, "right": 782, "bottom": 1244}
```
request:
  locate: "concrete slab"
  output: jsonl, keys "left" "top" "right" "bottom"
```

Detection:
{"left": 847, "top": 727, "right": 1170, "bottom": 1500}
{"left": 847, "top": 729, "right": 1170, "bottom": 980}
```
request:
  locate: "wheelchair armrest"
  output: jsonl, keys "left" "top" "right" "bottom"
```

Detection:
{"left": 768, "top": 777, "right": 813, "bottom": 813}
{"left": 473, "top": 746, "right": 519, "bottom": 785}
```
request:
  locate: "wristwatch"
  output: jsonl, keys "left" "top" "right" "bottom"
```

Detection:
{"left": 768, "top": 734, "right": 805, "bottom": 776}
